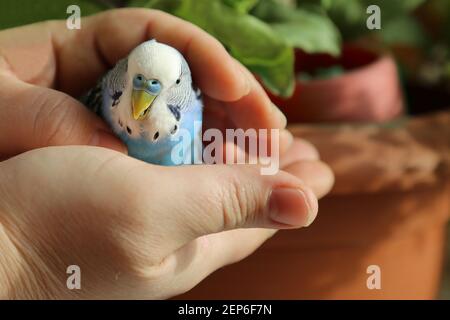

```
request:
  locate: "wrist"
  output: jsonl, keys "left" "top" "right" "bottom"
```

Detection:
{"left": 0, "top": 207, "right": 62, "bottom": 299}
{"left": 0, "top": 215, "right": 23, "bottom": 299}
{"left": 0, "top": 166, "right": 55, "bottom": 299}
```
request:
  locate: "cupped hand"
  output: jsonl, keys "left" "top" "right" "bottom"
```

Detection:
{"left": 0, "top": 8, "right": 334, "bottom": 299}
{"left": 0, "top": 145, "right": 332, "bottom": 299}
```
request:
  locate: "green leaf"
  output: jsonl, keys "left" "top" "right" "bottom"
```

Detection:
{"left": 252, "top": 0, "right": 341, "bottom": 55}
{"left": 380, "top": 15, "right": 427, "bottom": 46}
{"left": 223, "top": 0, "right": 260, "bottom": 13}
{"left": 271, "top": 8, "right": 341, "bottom": 56}
{"left": 145, "top": 0, "right": 294, "bottom": 96}
{"left": 127, "top": 0, "right": 181, "bottom": 12}
{"left": 445, "top": 62, "right": 450, "bottom": 78}
{"left": 319, "top": 0, "right": 333, "bottom": 10}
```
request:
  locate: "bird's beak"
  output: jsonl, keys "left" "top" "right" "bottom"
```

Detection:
{"left": 132, "top": 89, "right": 157, "bottom": 120}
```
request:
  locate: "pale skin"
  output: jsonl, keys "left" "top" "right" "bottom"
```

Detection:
{"left": 0, "top": 9, "right": 334, "bottom": 299}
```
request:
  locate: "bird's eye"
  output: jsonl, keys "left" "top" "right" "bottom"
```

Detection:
{"left": 176, "top": 78, "right": 181, "bottom": 85}
{"left": 133, "top": 74, "right": 145, "bottom": 88}
{"left": 147, "top": 79, "right": 161, "bottom": 94}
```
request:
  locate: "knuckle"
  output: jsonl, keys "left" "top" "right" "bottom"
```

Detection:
{"left": 220, "top": 168, "right": 259, "bottom": 229}
{"left": 32, "top": 91, "right": 77, "bottom": 146}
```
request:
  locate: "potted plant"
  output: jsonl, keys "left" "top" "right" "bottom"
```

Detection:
{"left": 267, "top": 45, "right": 405, "bottom": 122}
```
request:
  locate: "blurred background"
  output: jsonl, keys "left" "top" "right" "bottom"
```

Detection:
{"left": 0, "top": 0, "right": 448, "bottom": 299}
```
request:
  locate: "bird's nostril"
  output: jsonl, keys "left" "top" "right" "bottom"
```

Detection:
{"left": 153, "top": 131, "right": 160, "bottom": 141}
{"left": 171, "top": 125, "right": 178, "bottom": 134}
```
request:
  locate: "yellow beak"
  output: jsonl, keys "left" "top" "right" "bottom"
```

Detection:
{"left": 132, "top": 89, "right": 157, "bottom": 120}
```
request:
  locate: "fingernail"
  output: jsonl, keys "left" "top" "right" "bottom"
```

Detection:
{"left": 90, "top": 130, "right": 127, "bottom": 154}
{"left": 268, "top": 187, "right": 318, "bottom": 227}
{"left": 271, "top": 103, "right": 287, "bottom": 128}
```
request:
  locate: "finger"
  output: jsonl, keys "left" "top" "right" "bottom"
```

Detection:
{"left": 156, "top": 228, "right": 276, "bottom": 297}
{"left": 98, "top": 9, "right": 288, "bottom": 120}
{"left": 283, "top": 160, "right": 335, "bottom": 199}
{"left": 0, "top": 9, "right": 286, "bottom": 134}
{"left": 224, "top": 60, "right": 287, "bottom": 130}
{"left": 201, "top": 59, "right": 288, "bottom": 134}
{"left": 139, "top": 163, "right": 319, "bottom": 257}
{"left": 203, "top": 96, "right": 292, "bottom": 157}
{"left": 143, "top": 10, "right": 250, "bottom": 101}
{"left": 0, "top": 22, "right": 57, "bottom": 87}
{"left": 0, "top": 9, "right": 286, "bottom": 130}
{"left": 209, "top": 130, "right": 292, "bottom": 164}
{"left": 210, "top": 139, "right": 327, "bottom": 194}
{"left": 161, "top": 161, "right": 334, "bottom": 296}
{"left": 280, "top": 138, "right": 320, "bottom": 168}
{"left": 0, "top": 75, "right": 126, "bottom": 156}
{"left": 0, "top": 8, "right": 250, "bottom": 101}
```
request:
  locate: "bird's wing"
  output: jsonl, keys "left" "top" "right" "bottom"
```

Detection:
{"left": 105, "top": 57, "right": 128, "bottom": 97}
{"left": 166, "top": 57, "right": 201, "bottom": 115}
{"left": 81, "top": 77, "right": 103, "bottom": 116}
{"left": 81, "top": 58, "right": 128, "bottom": 116}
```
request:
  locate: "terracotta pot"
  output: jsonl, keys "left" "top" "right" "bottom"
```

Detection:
{"left": 268, "top": 46, "right": 404, "bottom": 123}
{"left": 177, "top": 111, "right": 450, "bottom": 299}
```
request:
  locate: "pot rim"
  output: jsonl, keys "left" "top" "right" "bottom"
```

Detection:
{"left": 293, "top": 45, "right": 397, "bottom": 87}
{"left": 288, "top": 110, "right": 450, "bottom": 195}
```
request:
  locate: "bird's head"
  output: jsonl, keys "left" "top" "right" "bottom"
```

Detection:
{"left": 114, "top": 40, "right": 195, "bottom": 141}
{"left": 128, "top": 40, "right": 186, "bottom": 121}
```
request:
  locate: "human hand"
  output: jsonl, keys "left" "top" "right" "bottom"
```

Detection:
{"left": 0, "top": 144, "right": 332, "bottom": 299}
{"left": 0, "top": 9, "right": 334, "bottom": 299}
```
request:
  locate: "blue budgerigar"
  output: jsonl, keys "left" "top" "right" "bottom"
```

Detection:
{"left": 84, "top": 40, "right": 203, "bottom": 165}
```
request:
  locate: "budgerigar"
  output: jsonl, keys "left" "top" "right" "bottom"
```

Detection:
{"left": 84, "top": 40, "right": 203, "bottom": 165}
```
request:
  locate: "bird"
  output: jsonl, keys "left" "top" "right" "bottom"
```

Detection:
{"left": 83, "top": 40, "right": 203, "bottom": 165}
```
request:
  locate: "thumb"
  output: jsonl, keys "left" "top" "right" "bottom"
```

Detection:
{"left": 0, "top": 75, "right": 126, "bottom": 156}
{"left": 147, "top": 163, "right": 319, "bottom": 254}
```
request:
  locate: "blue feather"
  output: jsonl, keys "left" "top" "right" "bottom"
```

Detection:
{"left": 101, "top": 88, "right": 202, "bottom": 166}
